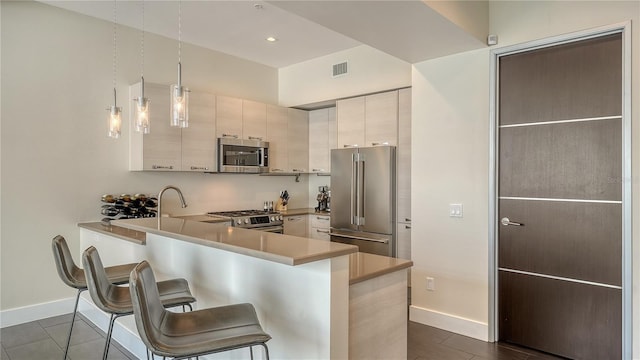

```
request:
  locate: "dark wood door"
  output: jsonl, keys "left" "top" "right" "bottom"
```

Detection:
{"left": 498, "top": 34, "right": 622, "bottom": 359}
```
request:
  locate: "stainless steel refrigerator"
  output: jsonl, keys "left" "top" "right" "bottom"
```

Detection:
{"left": 330, "top": 146, "right": 396, "bottom": 257}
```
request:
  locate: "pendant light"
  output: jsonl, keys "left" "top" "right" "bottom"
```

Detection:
{"left": 107, "top": 0, "right": 121, "bottom": 139}
{"left": 170, "top": 0, "right": 189, "bottom": 128}
{"left": 133, "top": 0, "right": 150, "bottom": 134}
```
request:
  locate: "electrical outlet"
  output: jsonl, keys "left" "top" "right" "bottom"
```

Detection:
{"left": 449, "top": 203, "right": 463, "bottom": 218}
{"left": 426, "top": 277, "right": 435, "bottom": 291}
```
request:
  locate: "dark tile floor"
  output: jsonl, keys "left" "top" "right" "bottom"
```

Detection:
{"left": 1, "top": 314, "right": 565, "bottom": 360}
{"left": 408, "top": 321, "right": 565, "bottom": 360}
{"left": 1, "top": 313, "right": 136, "bottom": 360}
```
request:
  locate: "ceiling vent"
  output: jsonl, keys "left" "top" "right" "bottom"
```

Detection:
{"left": 332, "top": 61, "right": 348, "bottom": 77}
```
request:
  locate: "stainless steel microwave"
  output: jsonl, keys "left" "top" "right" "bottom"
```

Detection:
{"left": 218, "top": 138, "right": 269, "bottom": 173}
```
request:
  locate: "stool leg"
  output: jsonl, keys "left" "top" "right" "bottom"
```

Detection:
{"left": 63, "top": 288, "right": 84, "bottom": 360}
{"left": 262, "top": 343, "right": 270, "bottom": 360}
{"left": 249, "top": 346, "right": 254, "bottom": 360}
{"left": 102, "top": 313, "right": 118, "bottom": 360}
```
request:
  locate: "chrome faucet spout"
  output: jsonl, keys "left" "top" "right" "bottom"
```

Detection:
{"left": 157, "top": 186, "right": 187, "bottom": 219}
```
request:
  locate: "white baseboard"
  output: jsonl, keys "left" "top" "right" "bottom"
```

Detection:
{"left": 409, "top": 305, "right": 489, "bottom": 342}
{"left": 0, "top": 297, "right": 75, "bottom": 328}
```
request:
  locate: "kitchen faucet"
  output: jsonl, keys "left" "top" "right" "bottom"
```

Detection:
{"left": 157, "top": 185, "right": 187, "bottom": 220}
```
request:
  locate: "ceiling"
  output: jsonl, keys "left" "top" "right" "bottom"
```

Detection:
{"left": 40, "top": 1, "right": 487, "bottom": 69}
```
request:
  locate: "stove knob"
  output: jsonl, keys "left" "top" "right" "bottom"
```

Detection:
{"left": 244, "top": 218, "right": 250, "bottom": 224}
{"left": 279, "top": 215, "right": 283, "bottom": 221}
{"left": 270, "top": 216, "right": 275, "bottom": 222}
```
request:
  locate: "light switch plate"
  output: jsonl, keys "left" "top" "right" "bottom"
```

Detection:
{"left": 449, "top": 203, "right": 463, "bottom": 218}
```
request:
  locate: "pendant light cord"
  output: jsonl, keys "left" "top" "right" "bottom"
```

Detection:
{"left": 141, "top": 0, "right": 144, "bottom": 78}
{"left": 178, "top": 0, "right": 182, "bottom": 64}
{"left": 112, "top": 0, "right": 117, "bottom": 94}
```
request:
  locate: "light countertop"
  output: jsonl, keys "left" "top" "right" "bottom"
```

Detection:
{"left": 349, "top": 252, "right": 412, "bottom": 285}
{"left": 107, "top": 217, "right": 357, "bottom": 266}
{"left": 78, "top": 222, "right": 147, "bottom": 245}
{"left": 79, "top": 217, "right": 412, "bottom": 282}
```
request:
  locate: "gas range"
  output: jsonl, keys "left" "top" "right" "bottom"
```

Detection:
{"left": 206, "top": 209, "right": 283, "bottom": 232}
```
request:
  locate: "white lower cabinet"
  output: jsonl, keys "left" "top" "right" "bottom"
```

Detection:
{"left": 283, "top": 215, "right": 308, "bottom": 237}
{"left": 309, "top": 214, "right": 331, "bottom": 241}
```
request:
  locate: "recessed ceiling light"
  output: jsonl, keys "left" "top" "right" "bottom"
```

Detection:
{"left": 266, "top": 36, "right": 278, "bottom": 42}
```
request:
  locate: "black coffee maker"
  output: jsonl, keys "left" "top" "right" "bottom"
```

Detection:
{"left": 316, "top": 186, "right": 330, "bottom": 212}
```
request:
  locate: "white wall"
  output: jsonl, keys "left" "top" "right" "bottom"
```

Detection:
{"left": 410, "top": 48, "right": 490, "bottom": 338}
{"left": 411, "top": 1, "right": 639, "bottom": 357}
{"left": 0, "top": 1, "right": 309, "bottom": 312}
{"left": 278, "top": 45, "right": 411, "bottom": 107}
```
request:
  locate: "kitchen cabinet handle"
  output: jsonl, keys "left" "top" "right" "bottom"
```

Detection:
{"left": 222, "top": 134, "right": 239, "bottom": 138}
{"left": 501, "top": 217, "right": 523, "bottom": 226}
{"left": 316, "top": 216, "right": 329, "bottom": 220}
{"left": 405, "top": 218, "right": 411, "bottom": 222}
{"left": 248, "top": 136, "right": 263, "bottom": 141}
{"left": 372, "top": 142, "right": 390, "bottom": 146}
{"left": 271, "top": 168, "right": 284, "bottom": 172}
{"left": 316, "top": 229, "right": 330, "bottom": 234}
{"left": 287, "top": 217, "right": 302, "bottom": 221}
{"left": 152, "top": 165, "right": 174, "bottom": 170}
{"left": 312, "top": 169, "right": 325, "bottom": 172}
{"left": 292, "top": 168, "right": 306, "bottom": 172}
{"left": 343, "top": 144, "right": 359, "bottom": 148}
{"left": 405, "top": 225, "right": 412, "bottom": 229}
{"left": 190, "top": 166, "right": 209, "bottom": 171}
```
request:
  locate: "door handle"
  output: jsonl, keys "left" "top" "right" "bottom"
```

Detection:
{"left": 501, "top": 217, "right": 523, "bottom": 226}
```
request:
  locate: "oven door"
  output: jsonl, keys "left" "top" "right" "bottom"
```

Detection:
{"left": 255, "top": 225, "right": 284, "bottom": 234}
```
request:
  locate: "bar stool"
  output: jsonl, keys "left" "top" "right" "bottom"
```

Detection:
{"left": 130, "top": 260, "right": 271, "bottom": 360}
{"left": 82, "top": 246, "right": 196, "bottom": 360}
{"left": 52, "top": 235, "right": 138, "bottom": 360}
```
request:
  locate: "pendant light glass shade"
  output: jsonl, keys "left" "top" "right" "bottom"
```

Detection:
{"left": 108, "top": 89, "right": 122, "bottom": 139}
{"left": 134, "top": 77, "right": 150, "bottom": 134}
{"left": 170, "top": 62, "right": 189, "bottom": 128}
{"left": 170, "top": 0, "right": 188, "bottom": 128}
{"left": 133, "top": 1, "right": 150, "bottom": 134}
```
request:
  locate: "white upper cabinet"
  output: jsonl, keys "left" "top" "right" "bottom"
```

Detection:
{"left": 308, "top": 108, "right": 331, "bottom": 174}
{"left": 328, "top": 107, "right": 337, "bottom": 151}
{"left": 397, "top": 88, "right": 411, "bottom": 223}
{"left": 132, "top": 82, "right": 181, "bottom": 171}
{"left": 242, "top": 100, "right": 267, "bottom": 141}
{"left": 336, "top": 90, "right": 399, "bottom": 149}
{"left": 336, "top": 96, "right": 365, "bottom": 148}
{"left": 215, "top": 96, "right": 243, "bottom": 139}
{"left": 182, "top": 91, "right": 216, "bottom": 172}
{"left": 129, "top": 82, "right": 215, "bottom": 172}
{"left": 365, "top": 90, "right": 398, "bottom": 146}
{"left": 287, "top": 108, "right": 309, "bottom": 173}
{"left": 266, "top": 105, "right": 289, "bottom": 173}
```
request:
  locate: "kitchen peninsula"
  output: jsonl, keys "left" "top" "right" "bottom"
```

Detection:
{"left": 78, "top": 218, "right": 412, "bottom": 359}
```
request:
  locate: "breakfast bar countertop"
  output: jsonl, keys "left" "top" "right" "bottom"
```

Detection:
{"left": 107, "top": 217, "right": 357, "bottom": 266}
{"left": 349, "top": 252, "right": 413, "bottom": 285}
{"left": 78, "top": 222, "right": 147, "bottom": 245}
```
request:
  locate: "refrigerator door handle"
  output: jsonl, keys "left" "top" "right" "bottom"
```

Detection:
{"left": 358, "top": 159, "right": 365, "bottom": 226}
{"left": 329, "top": 232, "right": 389, "bottom": 244}
{"left": 351, "top": 153, "right": 357, "bottom": 225}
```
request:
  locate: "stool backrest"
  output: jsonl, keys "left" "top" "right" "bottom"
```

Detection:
{"left": 82, "top": 246, "right": 120, "bottom": 313}
{"left": 52, "top": 235, "right": 85, "bottom": 289}
{"left": 129, "top": 261, "right": 167, "bottom": 351}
